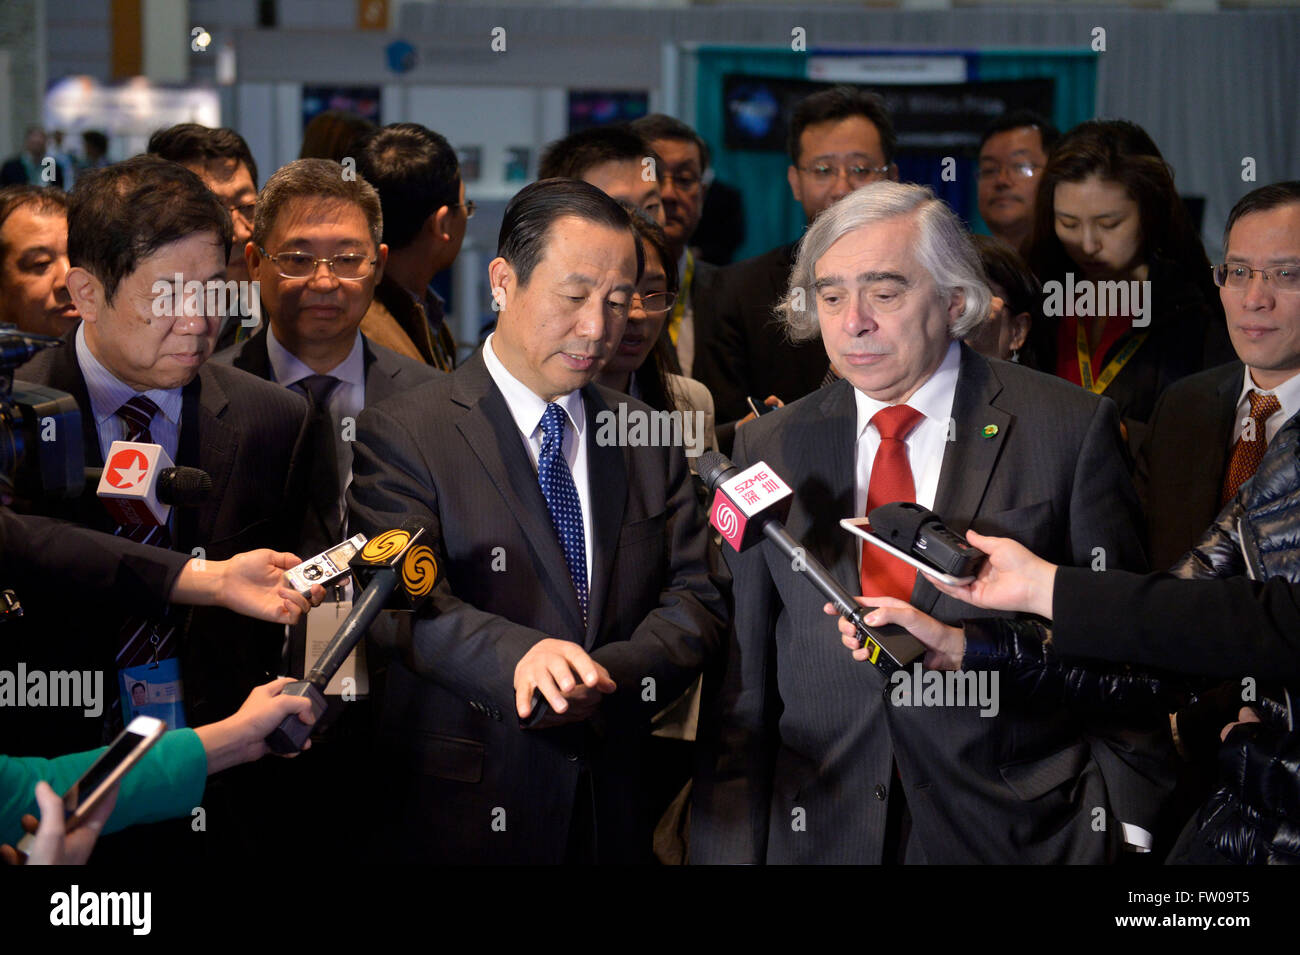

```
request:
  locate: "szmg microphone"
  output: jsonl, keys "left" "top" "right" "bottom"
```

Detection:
{"left": 266, "top": 518, "right": 439, "bottom": 754}
{"left": 698, "top": 451, "right": 925, "bottom": 678}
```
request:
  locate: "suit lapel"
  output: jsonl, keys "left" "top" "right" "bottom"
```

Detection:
{"left": 231, "top": 328, "right": 273, "bottom": 381}
{"left": 359, "top": 335, "right": 405, "bottom": 405}
{"left": 582, "top": 387, "right": 627, "bottom": 649}
{"left": 179, "top": 367, "right": 237, "bottom": 551}
{"left": 1209, "top": 362, "right": 1244, "bottom": 487}
{"left": 452, "top": 354, "right": 587, "bottom": 640}
{"left": 916, "top": 346, "right": 1010, "bottom": 614}
{"left": 792, "top": 379, "right": 860, "bottom": 598}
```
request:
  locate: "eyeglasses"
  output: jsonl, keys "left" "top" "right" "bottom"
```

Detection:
{"left": 259, "top": 247, "right": 377, "bottom": 281}
{"left": 226, "top": 202, "right": 256, "bottom": 224}
{"left": 1213, "top": 263, "right": 1300, "bottom": 291}
{"left": 634, "top": 290, "right": 678, "bottom": 315}
{"left": 798, "top": 163, "right": 891, "bottom": 185}
{"left": 457, "top": 199, "right": 476, "bottom": 219}
{"left": 977, "top": 161, "right": 1040, "bottom": 181}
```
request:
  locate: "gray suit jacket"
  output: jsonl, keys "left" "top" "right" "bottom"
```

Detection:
{"left": 691, "top": 343, "right": 1173, "bottom": 864}
{"left": 346, "top": 350, "right": 729, "bottom": 863}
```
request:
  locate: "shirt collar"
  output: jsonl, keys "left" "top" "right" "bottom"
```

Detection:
{"left": 482, "top": 333, "right": 585, "bottom": 440}
{"left": 266, "top": 324, "right": 365, "bottom": 390}
{"left": 75, "top": 322, "right": 183, "bottom": 429}
{"left": 1239, "top": 366, "right": 1300, "bottom": 426}
{"left": 853, "top": 339, "right": 962, "bottom": 438}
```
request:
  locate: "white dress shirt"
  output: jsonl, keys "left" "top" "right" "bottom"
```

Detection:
{"left": 1231, "top": 367, "right": 1300, "bottom": 448}
{"left": 852, "top": 339, "right": 962, "bottom": 530}
{"left": 482, "top": 333, "right": 593, "bottom": 588}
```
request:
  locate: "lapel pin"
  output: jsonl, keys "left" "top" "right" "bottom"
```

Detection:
{"left": 981, "top": 424, "right": 998, "bottom": 438}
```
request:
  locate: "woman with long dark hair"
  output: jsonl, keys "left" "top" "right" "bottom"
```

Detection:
{"left": 1024, "top": 119, "right": 1234, "bottom": 453}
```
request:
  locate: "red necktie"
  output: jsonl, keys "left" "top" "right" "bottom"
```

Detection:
{"left": 1221, "top": 390, "right": 1281, "bottom": 505}
{"left": 861, "top": 404, "right": 924, "bottom": 600}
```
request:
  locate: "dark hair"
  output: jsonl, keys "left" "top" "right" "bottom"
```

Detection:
{"left": 81, "top": 130, "right": 109, "bottom": 158}
{"left": 148, "top": 123, "right": 259, "bottom": 185}
{"left": 619, "top": 203, "right": 680, "bottom": 415}
{"left": 354, "top": 123, "right": 461, "bottom": 250}
{"left": 978, "top": 109, "right": 1060, "bottom": 155}
{"left": 1026, "top": 119, "right": 1213, "bottom": 295}
{"left": 68, "top": 156, "right": 232, "bottom": 304}
{"left": 538, "top": 125, "right": 660, "bottom": 182}
{"left": 974, "top": 235, "right": 1042, "bottom": 326}
{"left": 787, "top": 85, "right": 897, "bottom": 166}
{"left": 0, "top": 185, "right": 69, "bottom": 260}
{"left": 629, "top": 114, "right": 711, "bottom": 173}
{"left": 1223, "top": 181, "right": 1300, "bottom": 252}
{"left": 299, "top": 111, "right": 376, "bottom": 163}
{"left": 252, "top": 158, "right": 383, "bottom": 249}
{"left": 498, "top": 178, "right": 642, "bottom": 288}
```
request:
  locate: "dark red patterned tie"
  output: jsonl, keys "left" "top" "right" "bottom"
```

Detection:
{"left": 1221, "top": 390, "right": 1281, "bottom": 505}
{"left": 860, "top": 405, "right": 924, "bottom": 601}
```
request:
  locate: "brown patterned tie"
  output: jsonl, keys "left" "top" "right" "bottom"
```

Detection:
{"left": 1221, "top": 390, "right": 1281, "bottom": 505}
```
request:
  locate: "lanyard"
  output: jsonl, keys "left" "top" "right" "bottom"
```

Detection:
{"left": 1076, "top": 321, "right": 1148, "bottom": 394}
{"left": 668, "top": 250, "right": 695, "bottom": 346}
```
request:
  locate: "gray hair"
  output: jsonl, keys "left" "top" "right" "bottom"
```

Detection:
{"left": 777, "top": 181, "right": 991, "bottom": 342}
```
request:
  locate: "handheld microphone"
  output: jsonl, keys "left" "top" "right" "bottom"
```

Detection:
{"left": 697, "top": 450, "right": 925, "bottom": 677}
{"left": 94, "top": 441, "right": 212, "bottom": 526}
{"left": 266, "top": 518, "right": 439, "bottom": 754}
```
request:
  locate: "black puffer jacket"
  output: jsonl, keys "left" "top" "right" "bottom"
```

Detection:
{"left": 962, "top": 410, "right": 1300, "bottom": 862}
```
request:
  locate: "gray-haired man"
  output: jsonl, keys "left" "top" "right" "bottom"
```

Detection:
{"left": 691, "top": 181, "right": 1173, "bottom": 864}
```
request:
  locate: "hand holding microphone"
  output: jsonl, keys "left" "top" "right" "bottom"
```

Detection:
{"left": 171, "top": 550, "right": 327, "bottom": 624}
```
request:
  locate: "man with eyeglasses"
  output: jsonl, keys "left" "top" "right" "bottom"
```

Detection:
{"left": 1139, "top": 182, "right": 1300, "bottom": 569}
{"left": 629, "top": 114, "right": 723, "bottom": 381}
{"left": 695, "top": 85, "right": 898, "bottom": 453}
{"left": 355, "top": 123, "right": 467, "bottom": 372}
{"left": 148, "top": 124, "right": 263, "bottom": 350}
{"left": 216, "top": 158, "right": 436, "bottom": 557}
{"left": 975, "top": 110, "right": 1059, "bottom": 255}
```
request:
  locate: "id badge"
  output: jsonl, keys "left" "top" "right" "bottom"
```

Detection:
{"left": 302, "top": 597, "right": 368, "bottom": 697}
{"left": 119, "top": 657, "right": 186, "bottom": 728}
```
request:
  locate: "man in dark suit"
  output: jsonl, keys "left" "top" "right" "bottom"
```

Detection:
{"left": 347, "top": 179, "right": 728, "bottom": 863}
{"left": 1137, "top": 181, "right": 1300, "bottom": 569}
{"left": 15, "top": 155, "right": 310, "bottom": 740}
{"left": 691, "top": 181, "right": 1172, "bottom": 864}
{"left": 694, "top": 86, "right": 899, "bottom": 445}
{"left": 630, "top": 114, "right": 721, "bottom": 381}
{"left": 213, "top": 157, "right": 437, "bottom": 557}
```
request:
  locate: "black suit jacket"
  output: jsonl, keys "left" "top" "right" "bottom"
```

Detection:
{"left": 213, "top": 327, "right": 439, "bottom": 555}
{"left": 1135, "top": 361, "right": 1244, "bottom": 569}
{"left": 11, "top": 336, "right": 311, "bottom": 745}
{"left": 693, "top": 243, "right": 829, "bottom": 431}
{"left": 346, "top": 350, "right": 729, "bottom": 863}
{"left": 692, "top": 344, "right": 1173, "bottom": 864}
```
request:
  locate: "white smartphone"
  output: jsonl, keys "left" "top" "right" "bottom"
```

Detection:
{"left": 840, "top": 517, "right": 976, "bottom": 587}
{"left": 15, "top": 715, "right": 166, "bottom": 857}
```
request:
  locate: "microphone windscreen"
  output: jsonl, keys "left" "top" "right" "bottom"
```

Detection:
{"left": 157, "top": 466, "right": 213, "bottom": 507}
{"left": 696, "top": 450, "right": 735, "bottom": 492}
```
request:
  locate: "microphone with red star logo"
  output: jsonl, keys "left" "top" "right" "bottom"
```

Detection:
{"left": 94, "top": 441, "right": 213, "bottom": 526}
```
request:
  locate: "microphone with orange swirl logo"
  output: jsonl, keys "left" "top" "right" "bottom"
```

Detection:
{"left": 266, "top": 518, "right": 438, "bottom": 754}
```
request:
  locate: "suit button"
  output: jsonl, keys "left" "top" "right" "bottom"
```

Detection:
{"left": 874, "top": 784, "right": 887, "bottom": 801}
{"left": 566, "top": 752, "right": 579, "bottom": 761}
{"left": 491, "top": 707, "right": 502, "bottom": 721}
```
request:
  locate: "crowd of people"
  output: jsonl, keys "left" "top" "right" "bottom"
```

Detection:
{"left": 1, "top": 80, "right": 1297, "bottom": 866}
